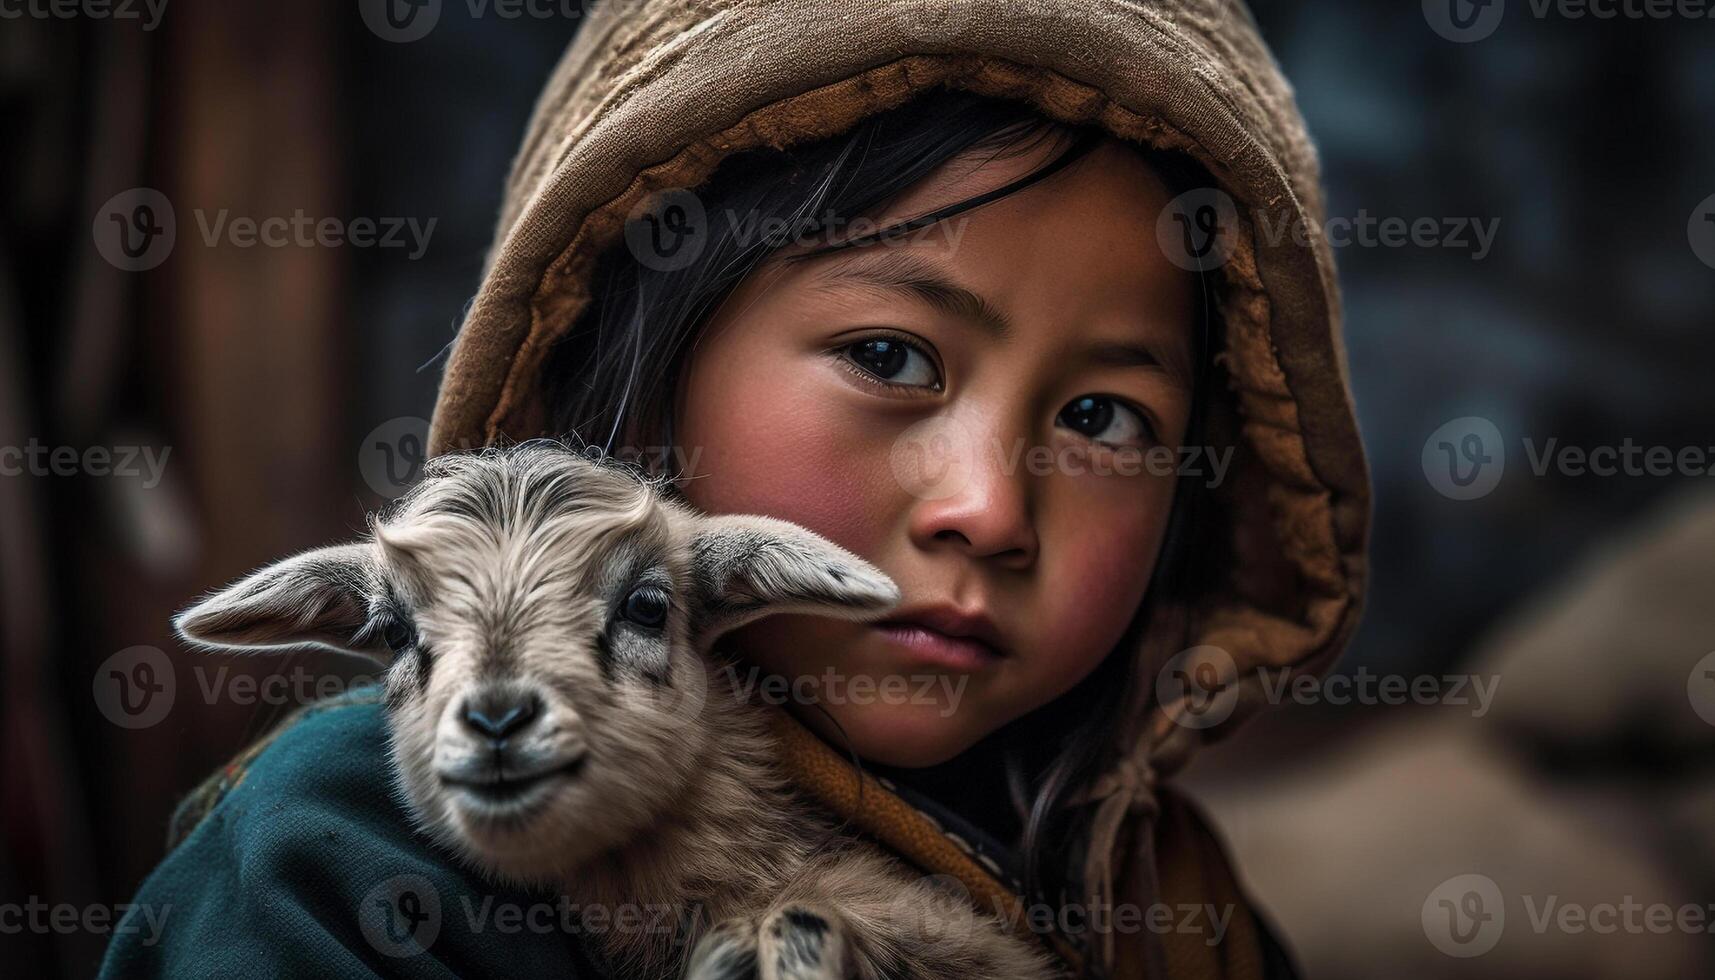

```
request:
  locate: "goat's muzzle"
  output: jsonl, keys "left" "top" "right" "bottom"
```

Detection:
{"left": 434, "top": 681, "right": 589, "bottom": 820}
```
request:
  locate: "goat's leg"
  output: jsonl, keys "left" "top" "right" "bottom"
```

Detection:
{"left": 687, "top": 904, "right": 853, "bottom": 980}
{"left": 772, "top": 853, "right": 1057, "bottom": 980}
{"left": 686, "top": 848, "right": 1056, "bottom": 980}
{"left": 755, "top": 904, "right": 855, "bottom": 980}
{"left": 853, "top": 882, "right": 1055, "bottom": 980}
{"left": 685, "top": 916, "right": 762, "bottom": 980}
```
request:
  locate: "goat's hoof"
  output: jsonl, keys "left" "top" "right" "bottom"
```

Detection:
{"left": 758, "top": 905, "right": 854, "bottom": 980}
{"left": 686, "top": 916, "right": 760, "bottom": 980}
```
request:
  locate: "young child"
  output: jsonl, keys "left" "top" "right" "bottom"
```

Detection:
{"left": 105, "top": 1, "right": 1369, "bottom": 977}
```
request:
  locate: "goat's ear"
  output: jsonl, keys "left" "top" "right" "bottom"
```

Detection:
{"left": 685, "top": 514, "right": 900, "bottom": 646}
{"left": 174, "top": 543, "right": 389, "bottom": 661}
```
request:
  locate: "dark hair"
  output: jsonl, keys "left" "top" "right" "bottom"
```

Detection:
{"left": 543, "top": 88, "right": 1215, "bottom": 907}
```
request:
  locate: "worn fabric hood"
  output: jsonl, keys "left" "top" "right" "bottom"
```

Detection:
{"left": 430, "top": 0, "right": 1370, "bottom": 974}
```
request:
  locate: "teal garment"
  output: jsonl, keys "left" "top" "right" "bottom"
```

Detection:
{"left": 100, "top": 688, "right": 609, "bottom": 979}
{"left": 102, "top": 687, "right": 1301, "bottom": 980}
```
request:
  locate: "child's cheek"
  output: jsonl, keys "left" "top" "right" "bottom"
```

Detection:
{"left": 682, "top": 375, "right": 894, "bottom": 556}
{"left": 1036, "top": 504, "right": 1166, "bottom": 674}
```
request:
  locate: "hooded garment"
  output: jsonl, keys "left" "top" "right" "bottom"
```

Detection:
{"left": 429, "top": 1, "right": 1371, "bottom": 976}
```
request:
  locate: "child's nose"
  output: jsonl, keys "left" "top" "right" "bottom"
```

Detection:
{"left": 901, "top": 418, "right": 1038, "bottom": 569}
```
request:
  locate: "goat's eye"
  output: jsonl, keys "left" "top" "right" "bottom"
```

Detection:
{"left": 620, "top": 586, "right": 670, "bottom": 629}
{"left": 382, "top": 617, "right": 416, "bottom": 653}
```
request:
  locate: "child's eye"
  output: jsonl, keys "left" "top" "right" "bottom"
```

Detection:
{"left": 1056, "top": 395, "right": 1156, "bottom": 447}
{"left": 837, "top": 336, "right": 942, "bottom": 390}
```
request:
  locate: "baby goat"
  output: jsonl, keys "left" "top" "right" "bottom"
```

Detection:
{"left": 176, "top": 445, "right": 1054, "bottom": 980}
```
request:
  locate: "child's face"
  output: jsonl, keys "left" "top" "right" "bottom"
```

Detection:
{"left": 674, "top": 137, "right": 1196, "bottom": 767}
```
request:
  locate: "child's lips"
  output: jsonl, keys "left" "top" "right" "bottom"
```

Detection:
{"left": 870, "top": 621, "right": 1005, "bottom": 673}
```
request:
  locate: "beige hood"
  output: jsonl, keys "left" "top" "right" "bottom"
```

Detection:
{"left": 430, "top": 0, "right": 1370, "bottom": 971}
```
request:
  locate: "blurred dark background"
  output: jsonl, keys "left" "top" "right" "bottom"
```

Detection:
{"left": 1, "top": 2, "right": 1711, "bottom": 976}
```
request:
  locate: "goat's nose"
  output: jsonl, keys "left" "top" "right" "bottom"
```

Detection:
{"left": 460, "top": 688, "right": 541, "bottom": 742}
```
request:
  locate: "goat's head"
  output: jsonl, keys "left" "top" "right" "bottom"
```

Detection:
{"left": 174, "top": 444, "right": 898, "bottom": 880}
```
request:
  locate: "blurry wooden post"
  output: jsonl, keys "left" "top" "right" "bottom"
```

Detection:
{"left": 94, "top": 0, "right": 349, "bottom": 902}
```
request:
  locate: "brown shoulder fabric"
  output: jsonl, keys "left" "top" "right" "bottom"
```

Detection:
{"left": 1111, "top": 787, "right": 1269, "bottom": 980}
{"left": 767, "top": 707, "right": 1087, "bottom": 973}
{"left": 774, "top": 704, "right": 1271, "bottom": 980}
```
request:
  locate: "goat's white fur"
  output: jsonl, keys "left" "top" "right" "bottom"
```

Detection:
{"left": 176, "top": 444, "right": 1055, "bottom": 980}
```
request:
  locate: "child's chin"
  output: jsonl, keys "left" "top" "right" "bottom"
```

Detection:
{"left": 810, "top": 700, "right": 991, "bottom": 769}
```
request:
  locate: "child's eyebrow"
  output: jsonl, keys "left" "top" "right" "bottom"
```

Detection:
{"left": 802, "top": 250, "right": 1014, "bottom": 340}
{"left": 803, "top": 249, "right": 1192, "bottom": 387}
